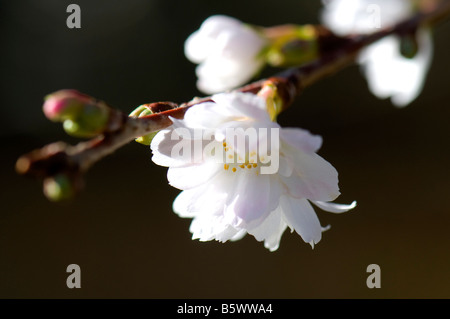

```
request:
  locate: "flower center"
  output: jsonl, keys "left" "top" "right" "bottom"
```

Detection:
{"left": 222, "top": 141, "right": 263, "bottom": 174}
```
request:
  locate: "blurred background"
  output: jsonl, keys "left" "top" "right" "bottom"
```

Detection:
{"left": 1, "top": 0, "right": 449, "bottom": 298}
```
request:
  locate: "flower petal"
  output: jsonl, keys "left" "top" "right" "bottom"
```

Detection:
{"left": 247, "top": 205, "right": 287, "bottom": 251}
{"left": 183, "top": 100, "right": 234, "bottom": 129}
{"left": 151, "top": 116, "right": 206, "bottom": 166}
{"left": 173, "top": 171, "right": 234, "bottom": 217}
{"left": 215, "top": 26, "right": 267, "bottom": 61}
{"left": 280, "top": 149, "right": 340, "bottom": 202}
{"left": 358, "top": 30, "right": 433, "bottom": 107}
{"left": 189, "top": 215, "right": 242, "bottom": 242}
{"left": 151, "top": 129, "right": 190, "bottom": 168}
{"left": 281, "top": 128, "right": 323, "bottom": 154}
{"left": 230, "top": 229, "right": 247, "bottom": 242}
{"left": 184, "top": 30, "right": 211, "bottom": 63}
{"left": 278, "top": 154, "right": 294, "bottom": 178}
{"left": 184, "top": 15, "right": 242, "bottom": 63}
{"left": 199, "top": 15, "right": 242, "bottom": 38}
{"left": 167, "top": 161, "right": 221, "bottom": 190}
{"left": 321, "top": 0, "right": 412, "bottom": 36}
{"left": 280, "top": 196, "right": 323, "bottom": 247}
{"left": 313, "top": 200, "right": 357, "bottom": 213}
{"left": 225, "top": 173, "right": 281, "bottom": 227}
{"left": 196, "top": 56, "right": 263, "bottom": 94}
{"left": 212, "top": 91, "right": 271, "bottom": 122}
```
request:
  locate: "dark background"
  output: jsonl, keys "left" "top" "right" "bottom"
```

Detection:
{"left": 1, "top": 0, "right": 449, "bottom": 298}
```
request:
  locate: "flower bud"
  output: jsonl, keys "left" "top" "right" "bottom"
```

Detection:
{"left": 184, "top": 15, "right": 268, "bottom": 94}
{"left": 265, "top": 25, "right": 318, "bottom": 67}
{"left": 128, "top": 104, "right": 153, "bottom": 118}
{"left": 43, "top": 90, "right": 110, "bottom": 138}
{"left": 129, "top": 102, "right": 178, "bottom": 145}
{"left": 43, "top": 90, "right": 91, "bottom": 121}
{"left": 43, "top": 174, "right": 75, "bottom": 201}
{"left": 129, "top": 104, "right": 157, "bottom": 145}
{"left": 257, "top": 81, "right": 283, "bottom": 121}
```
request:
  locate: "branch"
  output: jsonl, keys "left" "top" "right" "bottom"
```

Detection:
{"left": 16, "top": 0, "right": 450, "bottom": 200}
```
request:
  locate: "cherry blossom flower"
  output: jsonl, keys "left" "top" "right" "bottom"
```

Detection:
{"left": 184, "top": 15, "right": 268, "bottom": 94}
{"left": 151, "top": 92, "right": 355, "bottom": 251}
{"left": 321, "top": 0, "right": 433, "bottom": 106}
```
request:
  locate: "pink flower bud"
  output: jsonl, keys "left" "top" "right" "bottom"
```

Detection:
{"left": 43, "top": 90, "right": 92, "bottom": 121}
{"left": 42, "top": 89, "right": 111, "bottom": 138}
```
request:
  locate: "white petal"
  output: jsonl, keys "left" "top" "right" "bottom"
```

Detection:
{"left": 358, "top": 30, "right": 433, "bottom": 107}
{"left": 183, "top": 175, "right": 246, "bottom": 242}
{"left": 321, "top": 0, "right": 412, "bottom": 36}
{"left": 196, "top": 55, "right": 243, "bottom": 78}
{"left": 150, "top": 119, "right": 204, "bottom": 168}
{"left": 196, "top": 76, "right": 235, "bottom": 95}
{"left": 196, "top": 56, "right": 262, "bottom": 94}
{"left": 281, "top": 128, "right": 323, "bottom": 154}
{"left": 213, "top": 225, "right": 243, "bottom": 242}
{"left": 183, "top": 100, "right": 233, "bottom": 129}
{"left": 184, "top": 15, "right": 243, "bottom": 63}
{"left": 172, "top": 171, "right": 234, "bottom": 217}
{"left": 247, "top": 205, "right": 287, "bottom": 251}
{"left": 189, "top": 204, "right": 244, "bottom": 243}
{"left": 184, "top": 30, "right": 212, "bottom": 63}
{"left": 189, "top": 215, "right": 239, "bottom": 242}
{"left": 225, "top": 173, "right": 282, "bottom": 226}
{"left": 214, "top": 26, "right": 266, "bottom": 61}
{"left": 230, "top": 229, "right": 247, "bottom": 241}
{"left": 278, "top": 154, "right": 294, "bottom": 178}
{"left": 280, "top": 146, "right": 340, "bottom": 202}
{"left": 167, "top": 161, "right": 221, "bottom": 190}
{"left": 151, "top": 129, "right": 192, "bottom": 168}
{"left": 212, "top": 91, "right": 271, "bottom": 122}
{"left": 195, "top": 60, "right": 244, "bottom": 94}
{"left": 313, "top": 200, "right": 357, "bottom": 213}
{"left": 172, "top": 186, "right": 221, "bottom": 218}
{"left": 173, "top": 189, "right": 202, "bottom": 218}
{"left": 280, "top": 196, "right": 323, "bottom": 246}
{"left": 199, "top": 15, "right": 242, "bottom": 38}
{"left": 321, "top": 0, "right": 363, "bottom": 36}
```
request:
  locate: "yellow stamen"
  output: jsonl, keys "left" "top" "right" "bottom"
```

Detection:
{"left": 232, "top": 168, "right": 236, "bottom": 172}
{"left": 253, "top": 163, "right": 257, "bottom": 168}
{"left": 247, "top": 164, "right": 252, "bottom": 169}
{"left": 224, "top": 164, "right": 229, "bottom": 170}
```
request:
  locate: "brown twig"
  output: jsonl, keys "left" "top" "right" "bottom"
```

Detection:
{"left": 16, "top": 0, "right": 450, "bottom": 199}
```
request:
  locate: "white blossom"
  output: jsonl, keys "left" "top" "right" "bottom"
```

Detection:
{"left": 184, "top": 15, "right": 268, "bottom": 94}
{"left": 321, "top": 0, "right": 433, "bottom": 107}
{"left": 151, "top": 92, "right": 355, "bottom": 251}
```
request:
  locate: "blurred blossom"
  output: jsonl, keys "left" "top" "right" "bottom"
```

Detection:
{"left": 321, "top": 0, "right": 433, "bottom": 106}
{"left": 184, "top": 15, "right": 268, "bottom": 94}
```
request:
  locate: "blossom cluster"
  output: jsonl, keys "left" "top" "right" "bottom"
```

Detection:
{"left": 151, "top": 92, "right": 355, "bottom": 251}
{"left": 150, "top": 0, "right": 433, "bottom": 250}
